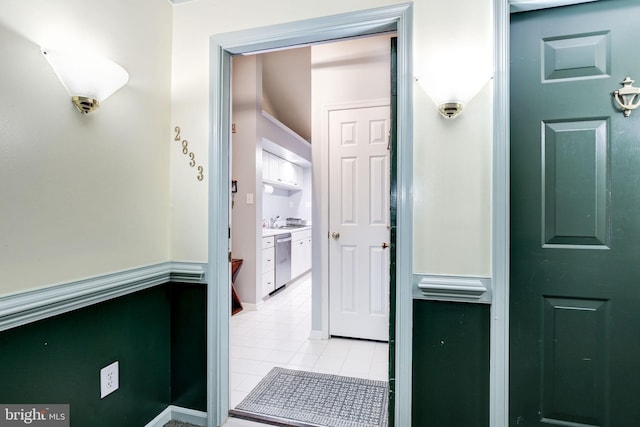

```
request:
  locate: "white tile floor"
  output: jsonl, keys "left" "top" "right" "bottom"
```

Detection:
{"left": 229, "top": 273, "right": 389, "bottom": 410}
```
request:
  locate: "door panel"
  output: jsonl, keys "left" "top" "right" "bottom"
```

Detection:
{"left": 329, "top": 105, "right": 390, "bottom": 342}
{"left": 510, "top": 1, "right": 640, "bottom": 426}
{"left": 541, "top": 297, "right": 609, "bottom": 426}
{"left": 542, "top": 119, "right": 609, "bottom": 247}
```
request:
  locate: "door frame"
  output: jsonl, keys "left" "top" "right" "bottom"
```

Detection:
{"left": 206, "top": 4, "right": 413, "bottom": 427}
{"left": 493, "top": 1, "right": 603, "bottom": 426}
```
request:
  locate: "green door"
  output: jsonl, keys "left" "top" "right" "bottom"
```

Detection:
{"left": 510, "top": 1, "right": 640, "bottom": 426}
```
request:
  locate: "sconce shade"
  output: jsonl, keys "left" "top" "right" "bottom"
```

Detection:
{"left": 415, "top": 48, "right": 493, "bottom": 119}
{"left": 42, "top": 48, "right": 129, "bottom": 114}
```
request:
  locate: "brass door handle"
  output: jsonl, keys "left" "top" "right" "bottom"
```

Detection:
{"left": 382, "top": 242, "right": 389, "bottom": 249}
{"left": 331, "top": 232, "right": 340, "bottom": 239}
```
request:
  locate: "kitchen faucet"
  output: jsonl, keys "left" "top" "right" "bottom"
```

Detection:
{"left": 269, "top": 215, "right": 280, "bottom": 228}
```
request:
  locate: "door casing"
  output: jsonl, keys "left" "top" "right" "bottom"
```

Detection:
{"left": 206, "top": 4, "right": 414, "bottom": 427}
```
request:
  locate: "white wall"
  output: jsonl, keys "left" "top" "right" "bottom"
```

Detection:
{"left": 170, "top": 0, "right": 493, "bottom": 277}
{"left": 230, "top": 55, "right": 261, "bottom": 304}
{"left": 0, "top": 0, "right": 173, "bottom": 296}
{"left": 412, "top": 0, "right": 493, "bottom": 277}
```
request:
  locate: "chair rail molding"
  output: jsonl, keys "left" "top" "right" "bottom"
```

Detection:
{"left": 0, "top": 261, "right": 206, "bottom": 332}
{"left": 415, "top": 274, "right": 491, "bottom": 303}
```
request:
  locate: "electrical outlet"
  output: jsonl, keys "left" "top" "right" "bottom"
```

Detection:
{"left": 100, "top": 361, "right": 119, "bottom": 399}
{"left": 246, "top": 193, "right": 254, "bottom": 204}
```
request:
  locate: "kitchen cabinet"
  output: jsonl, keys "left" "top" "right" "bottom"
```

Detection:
{"left": 291, "top": 228, "right": 312, "bottom": 279}
{"left": 262, "top": 151, "right": 280, "bottom": 183}
{"left": 262, "top": 150, "right": 303, "bottom": 190}
{"left": 261, "top": 236, "right": 275, "bottom": 298}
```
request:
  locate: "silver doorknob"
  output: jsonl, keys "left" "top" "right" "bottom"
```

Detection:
{"left": 331, "top": 232, "right": 340, "bottom": 239}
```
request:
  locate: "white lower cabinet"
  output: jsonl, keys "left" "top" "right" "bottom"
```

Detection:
{"left": 262, "top": 238, "right": 275, "bottom": 298}
{"left": 291, "top": 229, "right": 312, "bottom": 279}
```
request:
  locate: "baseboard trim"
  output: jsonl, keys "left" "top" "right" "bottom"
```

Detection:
{"left": 240, "top": 302, "right": 259, "bottom": 311}
{"left": 145, "top": 405, "right": 208, "bottom": 427}
{"left": 308, "top": 330, "right": 323, "bottom": 340}
{"left": 0, "top": 262, "right": 206, "bottom": 332}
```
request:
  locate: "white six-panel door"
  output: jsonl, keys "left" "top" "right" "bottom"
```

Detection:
{"left": 329, "top": 105, "right": 390, "bottom": 342}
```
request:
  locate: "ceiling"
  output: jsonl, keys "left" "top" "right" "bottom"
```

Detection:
{"left": 260, "top": 47, "right": 312, "bottom": 143}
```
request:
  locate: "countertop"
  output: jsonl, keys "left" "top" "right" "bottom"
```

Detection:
{"left": 262, "top": 226, "right": 311, "bottom": 237}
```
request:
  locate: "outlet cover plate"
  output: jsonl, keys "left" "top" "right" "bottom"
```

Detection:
{"left": 100, "top": 361, "right": 119, "bottom": 398}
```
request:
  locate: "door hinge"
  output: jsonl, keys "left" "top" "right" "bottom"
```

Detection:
{"left": 228, "top": 252, "right": 232, "bottom": 262}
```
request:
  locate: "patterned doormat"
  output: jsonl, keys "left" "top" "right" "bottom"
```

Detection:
{"left": 231, "top": 367, "right": 388, "bottom": 427}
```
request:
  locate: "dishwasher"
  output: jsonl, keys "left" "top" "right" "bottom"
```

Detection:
{"left": 274, "top": 232, "right": 292, "bottom": 292}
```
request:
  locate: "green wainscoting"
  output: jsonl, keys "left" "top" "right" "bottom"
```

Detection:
{"left": 0, "top": 282, "right": 207, "bottom": 426}
{"left": 412, "top": 300, "right": 490, "bottom": 427}
{"left": 170, "top": 283, "right": 207, "bottom": 411}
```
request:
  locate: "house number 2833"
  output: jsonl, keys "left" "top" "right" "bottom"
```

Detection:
{"left": 174, "top": 126, "right": 204, "bottom": 182}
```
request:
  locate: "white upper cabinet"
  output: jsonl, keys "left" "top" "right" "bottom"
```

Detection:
{"left": 263, "top": 150, "right": 303, "bottom": 190}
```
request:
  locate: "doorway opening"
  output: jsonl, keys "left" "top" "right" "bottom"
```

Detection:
{"left": 227, "top": 34, "right": 394, "bottom": 426}
{"left": 206, "top": 5, "right": 413, "bottom": 427}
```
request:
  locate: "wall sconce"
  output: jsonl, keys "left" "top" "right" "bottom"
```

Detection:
{"left": 415, "top": 75, "right": 491, "bottom": 120}
{"left": 42, "top": 48, "right": 129, "bottom": 114}
{"left": 438, "top": 102, "right": 464, "bottom": 119}
{"left": 415, "top": 47, "right": 493, "bottom": 120}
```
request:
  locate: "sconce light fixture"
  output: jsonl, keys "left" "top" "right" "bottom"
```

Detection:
{"left": 415, "top": 47, "right": 493, "bottom": 120}
{"left": 438, "top": 102, "right": 464, "bottom": 119}
{"left": 42, "top": 48, "right": 129, "bottom": 114}
{"left": 415, "top": 73, "right": 491, "bottom": 120}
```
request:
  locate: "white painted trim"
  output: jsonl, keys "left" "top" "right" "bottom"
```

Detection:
{"left": 309, "top": 329, "right": 323, "bottom": 340}
{"left": 415, "top": 275, "right": 491, "bottom": 303}
{"left": 393, "top": 10, "right": 414, "bottom": 427}
{"left": 171, "top": 261, "right": 209, "bottom": 283}
{"left": 208, "top": 5, "right": 413, "bottom": 427}
{"left": 510, "top": 0, "right": 597, "bottom": 12}
{"left": 0, "top": 262, "right": 206, "bottom": 333}
{"left": 261, "top": 110, "right": 310, "bottom": 146}
{"left": 145, "top": 405, "right": 207, "bottom": 427}
{"left": 319, "top": 97, "right": 391, "bottom": 340}
{"left": 208, "top": 33, "right": 232, "bottom": 427}
{"left": 492, "top": 2, "right": 511, "bottom": 427}
{"left": 239, "top": 302, "right": 258, "bottom": 311}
